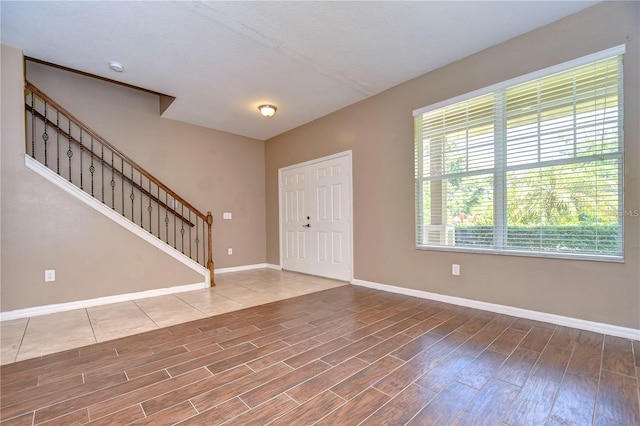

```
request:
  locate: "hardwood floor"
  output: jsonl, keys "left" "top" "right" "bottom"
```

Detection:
{"left": 1, "top": 284, "right": 638, "bottom": 425}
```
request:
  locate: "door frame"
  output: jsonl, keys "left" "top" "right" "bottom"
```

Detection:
{"left": 278, "top": 150, "right": 354, "bottom": 282}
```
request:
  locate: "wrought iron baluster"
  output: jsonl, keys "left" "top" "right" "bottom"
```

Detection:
{"left": 188, "top": 210, "right": 192, "bottom": 259}
{"left": 79, "top": 128, "right": 84, "bottom": 189}
{"left": 121, "top": 157, "right": 125, "bottom": 216}
{"left": 30, "top": 92, "right": 35, "bottom": 158}
{"left": 140, "top": 173, "right": 144, "bottom": 228}
{"left": 173, "top": 198, "right": 177, "bottom": 249}
{"left": 110, "top": 151, "right": 115, "bottom": 209}
{"left": 89, "top": 137, "right": 95, "bottom": 196}
{"left": 195, "top": 216, "right": 200, "bottom": 264}
{"left": 101, "top": 145, "right": 105, "bottom": 203}
{"left": 165, "top": 192, "right": 170, "bottom": 244}
{"left": 202, "top": 219, "right": 206, "bottom": 266}
{"left": 130, "top": 164, "right": 135, "bottom": 221}
{"left": 180, "top": 204, "right": 185, "bottom": 253}
{"left": 67, "top": 118, "right": 73, "bottom": 182}
{"left": 157, "top": 185, "right": 161, "bottom": 239}
{"left": 56, "top": 111, "right": 60, "bottom": 174}
{"left": 42, "top": 100, "right": 49, "bottom": 166}
{"left": 148, "top": 180, "right": 153, "bottom": 233}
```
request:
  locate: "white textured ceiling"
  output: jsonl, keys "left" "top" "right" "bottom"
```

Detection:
{"left": 1, "top": 1, "right": 599, "bottom": 140}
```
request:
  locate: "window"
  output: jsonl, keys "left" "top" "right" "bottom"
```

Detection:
{"left": 414, "top": 46, "right": 624, "bottom": 260}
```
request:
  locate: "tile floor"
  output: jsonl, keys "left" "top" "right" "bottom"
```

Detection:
{"left": 0, "top": 269, "right": 347, "bottom": 365}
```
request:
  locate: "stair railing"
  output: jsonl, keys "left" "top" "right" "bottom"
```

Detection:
{"left": 24, "top": 81, "right": 215, "bottom": 286}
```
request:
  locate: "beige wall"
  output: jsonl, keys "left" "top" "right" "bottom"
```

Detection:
{"left": 265, "top": 2, "right": 640, "bottom": 329}
{"left": 1, "top": 45, "right": 267, "bottom": 311}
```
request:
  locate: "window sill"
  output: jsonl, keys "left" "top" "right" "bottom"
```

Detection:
{"left": 415, "top": 244, "right": 624, "bottom": 263}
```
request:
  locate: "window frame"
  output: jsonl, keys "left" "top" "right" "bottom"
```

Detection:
{"left": 414, "top": 45, "right": 625, "bottom": 262}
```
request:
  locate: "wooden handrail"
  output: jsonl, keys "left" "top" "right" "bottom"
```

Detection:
{"left": 26, "top": 104, "right": 196, "bottom": 228}
{"left": 25, "top": 81, "right": 207, "bottom": 221}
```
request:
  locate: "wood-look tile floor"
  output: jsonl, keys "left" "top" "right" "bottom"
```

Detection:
{"left": 1, "top": 282, "right": 639, "bottom": 425}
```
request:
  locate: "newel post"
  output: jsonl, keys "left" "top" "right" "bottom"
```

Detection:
{"left": 206, "top": 211, "right": 215, "bottom": 287}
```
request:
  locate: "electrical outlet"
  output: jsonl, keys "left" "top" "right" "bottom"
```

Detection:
{"left": 227, "top": 248, "right": 233, "bottom": 255}
{"left": 452, "top": 264, "right": 460, "bottom": 276}
{"left": 223, "top": 212, "right": 232, "bottom": 220}
{"left": 45, "top": 269, "right": 56, "bottom": 282}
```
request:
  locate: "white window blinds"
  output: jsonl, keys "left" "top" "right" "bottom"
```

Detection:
{"left": 414, "top": 48, "right": 624, "bottom": 260}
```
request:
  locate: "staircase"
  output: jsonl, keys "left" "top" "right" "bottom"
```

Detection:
{"left": 24, "top": 81, "right": 215, "bottom": 286}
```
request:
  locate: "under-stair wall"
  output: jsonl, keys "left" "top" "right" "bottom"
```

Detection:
{"left": 0, "top": 45, "right": 267, "bottom": 315}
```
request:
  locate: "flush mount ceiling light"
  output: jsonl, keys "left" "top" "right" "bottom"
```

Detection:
{"left": 258, "top": 104, "right": 277, "bottom": 117}
{"left": 109, "top": 61, "right": 124, "bottom": 72}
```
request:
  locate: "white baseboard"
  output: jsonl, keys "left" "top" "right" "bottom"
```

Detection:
{"left": 1, "top": 263, "right": 286, "bottom": 321}
{"left": 214, "top": 263, "right": 283, "bottom": 274}
{"left": 352, "top": 279, "right": 640, "bottom": 341}
{"left": 214, "top": 263, "right": 269, "bottom": 274}
{"left": 0, "top": 281, "right": 207, "bottom": 321}
{"left": 25, "top": 155, "right": 210, "bottom": 284}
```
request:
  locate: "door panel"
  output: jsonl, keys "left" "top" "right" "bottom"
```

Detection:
{"left": 332, "top": 232, "right": 342, "bottom": 263}
{"left": 310, "top": 155, "right": 350, "bottom": 280}
{"left": 281, "top": 170, "right": 309, "bottom": 273}
{"left": 280, "top": 153, "right": 351, "bottom": 282}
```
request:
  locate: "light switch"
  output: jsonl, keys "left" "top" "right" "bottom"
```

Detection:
{"left": 223, "top": 212, "right": 232, "bottom": 220}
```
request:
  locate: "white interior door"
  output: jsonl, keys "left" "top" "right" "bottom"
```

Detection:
{"left": 281, "top": 168, "right": 310, "bottom": 274}
{"left": 280, "top": 152, "right": 352, "bottom": 281}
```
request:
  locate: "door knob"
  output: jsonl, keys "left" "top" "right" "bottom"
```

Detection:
{"left": 303, "top": 224, "right": 310, "bottom": 228}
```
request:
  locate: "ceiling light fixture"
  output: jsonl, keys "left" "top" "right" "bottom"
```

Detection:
{"left": 109, "top": 61, "right": 124, "bottom": 72}
{"left": 258, "top": 104, "right": 277, "bottom": 117}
